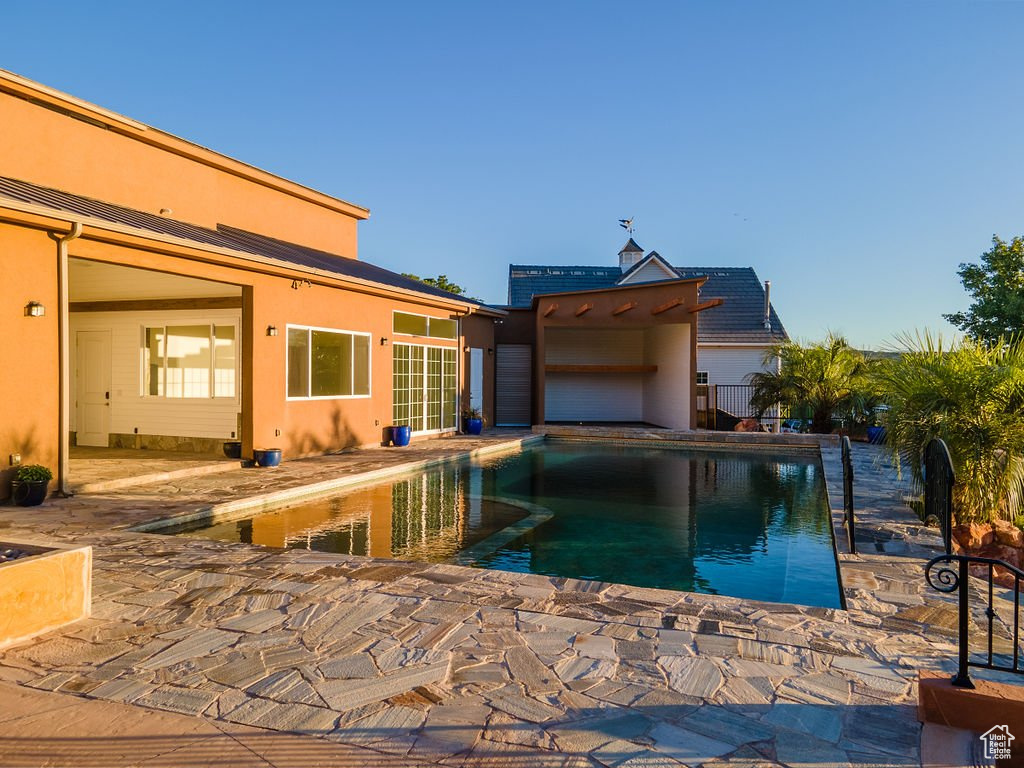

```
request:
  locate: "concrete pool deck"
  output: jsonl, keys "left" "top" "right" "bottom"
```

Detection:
{"left": 0, "top": 430, "right": 1003, "bottom": 766}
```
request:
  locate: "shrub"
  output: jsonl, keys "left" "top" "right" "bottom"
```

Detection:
{"left": 872, "top": 332, "right": 1024, "bottom": 524}
{"left": 14, "top": 464, "right": 53, "bottom": 483}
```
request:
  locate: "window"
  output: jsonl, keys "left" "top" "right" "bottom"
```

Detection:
{"left": 696, "top": 371, "right": 709, "bottom": 385}
{"left": 287, "top": 325, "right": 370, "bottom": 399}
{"left": 393, "top": 311, "right": 457, "bottom": 340}
{"left": 143, "top": 324, "right": 237, "bottom": 399}
{"left": 392, "top": 343, "right": 457, "bottom": 431}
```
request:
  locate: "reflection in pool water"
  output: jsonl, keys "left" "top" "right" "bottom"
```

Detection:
{"left": 177, "top": 440, "right": 841, "bottom": 608}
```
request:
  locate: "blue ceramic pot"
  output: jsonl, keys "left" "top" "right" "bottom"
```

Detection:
{"left": 253, "top": 448, "right": 282, "bottom": 467}
{"left": 866, "top": 426, "right": 886, "bottom": 445}
{"left": 464, "top": 417, "right": 483, "bottom": 435}
{"left": 391, "top": 425, "right": 411, "bottom": 447}
{"left": 223, "top": 441, "right": 242, "bottom": 459}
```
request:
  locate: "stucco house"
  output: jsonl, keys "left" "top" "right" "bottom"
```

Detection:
{"left": 497, "top": 238, "right": 788, "bottom": 427}
{"left": 0, "top": 70, "right": 502, "bottom": 498}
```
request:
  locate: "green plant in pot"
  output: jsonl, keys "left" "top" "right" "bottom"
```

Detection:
{"left": 462, "top": 407, "right": 484, "bottom": 435}
{"left": 11, "top": 464, "right": 53, "bottom": 507}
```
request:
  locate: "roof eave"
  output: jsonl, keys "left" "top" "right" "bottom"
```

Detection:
{"left": 0, "top": 199, "right": 494, "bottom": 313}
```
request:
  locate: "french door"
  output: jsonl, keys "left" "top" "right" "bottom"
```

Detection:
{"left": 393, "top": 343, "right": 457, "bottom": 433}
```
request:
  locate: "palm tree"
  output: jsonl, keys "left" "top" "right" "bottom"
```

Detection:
{"left": 748, "top": 333, "right": 870, "bottom": 434}
{"left": 871, "top": 332, "right": 1024, "bottom": 524}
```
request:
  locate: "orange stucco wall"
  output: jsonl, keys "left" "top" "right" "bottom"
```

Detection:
{"left": 1, "top": 74, "right": 497, "bottom": 499}
{"left": 0, "top": 225, "right": 59, "bottom": 495}
{"left": 462, "top": 314, "right": 497, "bottom": 426}
{"left": 0, "top": 216, "right": 493, "bottom": 495}
{"left": 0, "top": 87, "right": 361, "bottom": 255}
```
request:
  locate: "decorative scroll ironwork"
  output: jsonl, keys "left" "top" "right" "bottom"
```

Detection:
{"left": 841, "top": 436, "right": 856, "bottom": 554}
{"left": 924, "top": 438, "right": 956, "bottom": 556}
{"left": 925, "top": 553, "right": 1024, "bottom": 689}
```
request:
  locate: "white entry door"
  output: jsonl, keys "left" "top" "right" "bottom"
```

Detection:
{"left": 469, "top": 348, "right": 484, "bottom": 412}
{"left": 76, "top": 330, "right": 111, "bottom": 447}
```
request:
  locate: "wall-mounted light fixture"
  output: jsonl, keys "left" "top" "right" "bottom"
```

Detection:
{"left": 464, "top": 345, "right": 470, "bottom": 352}
{"left": 266, "top": 325, "right": 279, "bottom": 337}
{"left": 290, "top": 278, "right": 312, "bottom": 290}
{"left": 487, "top": 348, "right": 494, "bottom": 355}
{"left": 25, "top": 301, "right": 45, "bottom": 317}
{"left": 380, "top": 337, "right": 389, "bottom": 346}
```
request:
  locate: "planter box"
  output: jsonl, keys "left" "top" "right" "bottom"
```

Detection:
{"left": 0, "top": 539, "right": 92, "bottom": 650}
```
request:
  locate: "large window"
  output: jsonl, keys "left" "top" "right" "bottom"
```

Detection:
{"left": 287, "top": 326, "right": 371, "bottom": 399}
{"left": 393, "top": 311, "right": 457, "bottom": 340}
{"left": 393, "top": 343, "right": 457, "bottom": 431}
{"left": 143, "top": 324, "right": 236, "bottom": 399}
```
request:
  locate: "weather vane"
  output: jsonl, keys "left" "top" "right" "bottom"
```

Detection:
{"left": 618, "top": 217, "right": 635, "bottom": 235}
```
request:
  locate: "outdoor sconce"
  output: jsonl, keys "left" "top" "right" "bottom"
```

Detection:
{"left": 380, "top": 337, "right": 389, "bottom": 346}
{"left": 266, "top": 325, "right": 278, "bottom": 337}
{"left": 487, "top": 348, "right": 494, "bottom": 355}
{"left": 464, "top": 345, "right": 470, "bottom": 352}
{"left": 25, "top": 301, "right": 45, "bottom": 317}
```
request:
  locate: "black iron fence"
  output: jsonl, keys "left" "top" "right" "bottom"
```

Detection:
{"left": 841, "top": 436, "right": 856, "bottom": 554}
{"left": 925, "top": 437, "right": 956, "bottom": 556}
{"left": 696, "top": 384, "right": 786, "bottom": 432}
{"left": 922, "top": 437, "right": 1023, "bottom": 688}
{"left": 925, "top": 553, "right": 1023, "bottom": 688}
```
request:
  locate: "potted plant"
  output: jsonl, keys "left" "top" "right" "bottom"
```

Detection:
{"left": 462, "top": 407, "right": 484, "bottom": 435}
{"left": 11, "top": 464, "right": 52, "bottom": 507}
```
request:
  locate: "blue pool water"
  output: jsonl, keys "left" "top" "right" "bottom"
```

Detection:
{"left": 177, "top": 440, "right": 842, "bottom": 608}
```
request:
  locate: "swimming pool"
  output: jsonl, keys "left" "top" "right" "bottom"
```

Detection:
{"left": 176, "top": 440, "right": 842, "bottom": 608}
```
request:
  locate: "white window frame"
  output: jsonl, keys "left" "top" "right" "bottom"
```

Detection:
{"left": 140, "top": 322, "right": 240, "bottom": 403}
{"left": 696, "top": 371, "right": 709, "bottom": 385}
{"left": 392, "top": 310, "right": 458, "bottom": 340}
{"left": 285, "top": 323, "right": 373, "bottom": 401}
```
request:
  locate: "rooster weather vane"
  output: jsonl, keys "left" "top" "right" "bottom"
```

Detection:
{"left": 618, "top": 217, "right": 635, "bottom": 235}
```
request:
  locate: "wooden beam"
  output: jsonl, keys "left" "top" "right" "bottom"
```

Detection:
{"left": 651, "top": 297, "right": 683, "bottom": 315}
{"left": 543, "top": 303, "right": 559, "bottom": 317}
{"left": 688, "top": 298, "right": 724, "bottom": 314}
{"left": 546, "top": 364, "right": 658, "bottom": 374}
{"left": 611, "top": 301, "right": 638, "bottom": 316}
{"left": 69, "top": 296, "right": 243, "bottom": 313}
{"left": 574, "top": 303, "right": 594, "bottom": 317}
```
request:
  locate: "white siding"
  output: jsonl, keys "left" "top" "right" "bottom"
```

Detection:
{"left": 544, "top": 328, "right": 645, "bottom": 422}
{"left": 618, "top": 260, "right": 675, "bottom": 284}
{"left": 69, "top": 309, "right": 241, "bottom": 439}
{"left": 642, "top": 324, "right": 690, "bottom": 430}
{"left": 696, "top": 345, "right": 775, "bottom": 385}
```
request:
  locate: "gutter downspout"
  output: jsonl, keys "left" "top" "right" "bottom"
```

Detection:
{"left": 53, "top": 222, "right": 83, "bottom": 496}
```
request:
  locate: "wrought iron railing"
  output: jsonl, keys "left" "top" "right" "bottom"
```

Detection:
{"left": 925, "top": 553, "right": 1023, "bottom": 688}
{"left": 925, "top": 438, "right": 956, "bottom": 556}
{"left": 841, "top": 436, "right": 856, "bottom": 554}
{"left": 921, "top": 436, "right": 1023, "bottom": 688}
{"left": 695, "top": 384, "right": 784, "bottom": 431}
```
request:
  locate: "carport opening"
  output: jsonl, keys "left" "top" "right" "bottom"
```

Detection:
{"left": 68, "top": 258, "right": 244, "bottom": 489}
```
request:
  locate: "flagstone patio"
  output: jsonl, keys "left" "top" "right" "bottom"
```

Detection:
{"left": 0, "top": 431, "right": 997, "bottom": 766}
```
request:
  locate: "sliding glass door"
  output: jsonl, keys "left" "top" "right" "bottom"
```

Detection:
{"left": 393, "top": 344, "right": 457, "bottom": 433}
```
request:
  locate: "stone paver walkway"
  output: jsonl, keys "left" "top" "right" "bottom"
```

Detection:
{"left": 0, "top": 431, "right": 998, "bottom": 767}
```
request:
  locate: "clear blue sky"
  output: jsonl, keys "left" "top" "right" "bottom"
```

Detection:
{"left": 5, "top": 1, "right": 1023, "bottom": 348}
